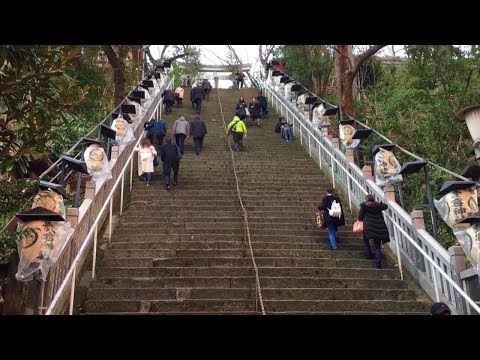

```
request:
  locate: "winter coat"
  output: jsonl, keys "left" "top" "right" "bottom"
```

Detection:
{"left": 144, "top": 120, "right": 167, "bottom": 135}
{"left": 162, "top": 89, "right": 175, "bottom": 102}
{"left": 249, "top": 101, "right": 261, "bottom": 118}
{"left": 159, "top": 143, "right": 181, "bottom": 176}
{"left": 174, "top": 87, "right": 184, "bottom": 99}
{"left": 235, "top": 101, "right": 248, "bottom": 117}
{"left": 173, "top": 116, "right": 190, "bottom": 135}
{"left": 190, "top": 117, "right": 208, "bottom": 138}
{"left": 191, "top": 87, "right": 203, "bottom": 101}
{"left": 257, "top": 95, "right": 267, "bottom": 107}
{"left": 135, "top": 145, "right": 157, "bottom": 175}
{"left": 227, "top": 116, "right": 247, "bottom": 135}
{"left": 358, "top": 201, "right": 390, "bottom": 243}
{"left": 318, "top": 194, "right": 345, "bottom": 226}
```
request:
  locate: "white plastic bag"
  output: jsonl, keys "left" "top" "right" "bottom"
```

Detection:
{"left": 454, "top": 225, "right": 480, "bottom": 273}
{"left": 84, "top": 144, "right": 112, "bottom": 183}
{"left": 339, "top": 124, "right": 360, "bottom": 149}
{"left": 15, "top": 220, "right": 72, "bottom": 281}
{"left": 112, "top": 116, "right": 136, "bottom": 145}
{"left": 32, "top": 189, "right": 66, "bottom": 219}
{"left": 374, "top": 148, "right": 403, "bottom": 186}
{"left": 434, "top": 186, "right": 478, "bottom": 229}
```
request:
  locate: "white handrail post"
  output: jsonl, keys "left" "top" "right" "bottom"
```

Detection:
{"left": 120, "top": 174, "right": 125, "bottom": 216}
{"left": 308, "top": 134, "right": 311, "bottom": 157}
{"left": 109, "top": 198, "right": 113, "bottom": 243}
{"left": 130, "top": 157, "right": 134, "bottom": 192}
{"left": 92, "top": 224, "right": 98, "bottom": 279}
{"left": 393, "top": 225, "right": 404, "bottom": 280}
{"left": 69, "top": 266, "right": 76, "bottom": 315}
{"left": 431, "top": 261, "right": 441, "bottom": 302}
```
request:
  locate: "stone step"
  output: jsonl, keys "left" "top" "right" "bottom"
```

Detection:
{"left": 110, "top": 233, "right": 363, "bottom": 243}
{"left": 87, "top": 287, "right": 415, "bottom": 302}
{"left": 100, "top": 256, "right": 378, "bottom": 268}
{"left": 115, "top": 221, "right": 348, "bottom": 232}
{"left": 85, "top": 298, "right": 426, "bottom": 314}
{"left": 91, "top": 276, "right": 407, "bottom": 290}
{"left": 102, "top": 248, "right": 366, "bottom": 260}
{"left": 95, "top": 266, "right": 399, "bottom": 280}
{"left": 108, "top": 240, "right": 364, "bottom": 251}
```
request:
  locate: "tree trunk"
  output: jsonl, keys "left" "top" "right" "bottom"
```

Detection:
{"left": 102, "top": 45, "right": 127, "bottom": 107}
{"left": 334, "top": 45, "right": 385, "bottom": 119}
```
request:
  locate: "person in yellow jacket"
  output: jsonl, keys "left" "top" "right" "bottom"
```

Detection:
{"left": 226, "top": 116, "right": 247, "bottom": 151}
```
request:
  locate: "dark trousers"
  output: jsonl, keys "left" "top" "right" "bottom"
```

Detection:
{"left": 147, "top": 133, "right": 165, "bottom": 147}
{"left": 364, "top": 238, "right": 382, "bottom": 264}
{"left": 163, "top": 161, "right": 179, "bottom": 185}
{"left": 175, "top": 134, "right": 186, "bottom": 154}
{"left": 202, "top": 89, "right": 210, "bottom": 100}
{"left": 236, "top": 79, "right": 244, "bottom": 88}
{"left": 260, "top": 105, "right": 268, "bottom": 118}
{"left": 164, "top": 100, "right": 173, "bottom": 114}
{"left": 232, "top": 132, "right": 244, "bottom": 151}
{"left": 194, "top": 98, "right": 202, "bottom": 114}
{"left": 193, "top": 136, "right": 204, "bottom": 152}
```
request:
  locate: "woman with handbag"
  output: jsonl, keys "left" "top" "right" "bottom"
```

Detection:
{"left": 358, "top": 194, "right": 390, "bottom": 269}
{"left": 318, "top": 188, "right": 345, "bottom": 250}
{"left": 134, "top": 138, "right": 157, "bottom": 186}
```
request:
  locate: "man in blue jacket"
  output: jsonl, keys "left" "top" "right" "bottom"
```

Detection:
{"left": 144, "top": 119, "right": 167, "bottom": 148}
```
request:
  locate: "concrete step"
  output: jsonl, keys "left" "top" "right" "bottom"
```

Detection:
{"left": 108, "top": 240, "right": 364, "bottom": 251}
{"left": 85, "top": 298, "right": 426, "bottom": 314}
{"left": 95, "top": 266, "right": 399, "bottom": 280}
{"left": 100, "top": 256, "right": 378, "bottom": 268}
{"left": 102, "top": 248, "right": 366, "bottom": 259}
{"left": 91, "top": 276, "right": 407, "bottom": 290}
{"left": 87, "top": 287, "right": 415, "bottom": 302}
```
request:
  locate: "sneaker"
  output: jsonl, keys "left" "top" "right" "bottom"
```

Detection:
{"left": 166, "top": 185, "right": 170, "bottom": 191}
{"left": 146, "top": 182, "right": 149, "bottom": 187}
{"left": 196, "top": 150, "right": 200, "bottom": 155}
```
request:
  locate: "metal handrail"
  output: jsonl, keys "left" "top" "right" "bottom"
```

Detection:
{"left": 45, "top": 76, "right": 173, "bottom": 315}
{"left": 267, "top": 64, "right": 475, "bottom": 184}
{"left": 1, "top": 72, "right": 168, "bottom": 234}
{"left": 263, "top": 80, "right": 479, "bottom": 314}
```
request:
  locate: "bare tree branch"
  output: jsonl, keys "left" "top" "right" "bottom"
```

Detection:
{"left": 351, "top": 45, "right": 386, "bottom": 77}
{"left": 160, "top": 45, "right": 169, "bottom": 61}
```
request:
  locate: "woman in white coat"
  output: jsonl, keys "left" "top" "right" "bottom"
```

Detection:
{"left": 134, "top": 138, "right": 157, "bottom": 186}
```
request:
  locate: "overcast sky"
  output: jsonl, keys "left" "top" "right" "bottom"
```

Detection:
{"left": 150, "top": 45, "right": 408, "bottom": 67}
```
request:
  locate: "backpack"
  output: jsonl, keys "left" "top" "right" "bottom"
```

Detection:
{"left": 328, "top": 200, "right": 342, "bottom": 218}
{"left": 231, "top": 121, "right": 239, "bottom": 133}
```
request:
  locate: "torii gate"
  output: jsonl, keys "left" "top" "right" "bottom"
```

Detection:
{"left": 176, "top": 62, "right": 252, "bottom": 88}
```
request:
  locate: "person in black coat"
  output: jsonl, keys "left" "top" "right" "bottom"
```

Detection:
{"left": 318, "top": 188, "right": 345, "bottom": 250}
{"left": 257, "top": 91, "right": 268, "bottom": 118}
{"left": 158, "top": 136, "right": 181, "bottom": 191}
{"left": 190, "top": 86, "right": 203, "bottom": 114}
{"left": 235, "top": 96, "right": 248, "bottom": 121}
{"left": 190, "top": 116, "right": 208, "bottom": 155}
{"left": 249, "top": 97, "right": 262, "bottom": 126}
{"left": 358, "top": 194, "right": 390, "bottom": 269}
{"left": 161, "top": 89, "right": 175, "bottom": 115}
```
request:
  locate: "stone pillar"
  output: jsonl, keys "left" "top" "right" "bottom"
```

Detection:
{"left": 411, "top": 210, "right": 427, "bottom": 271}
{"left": 84, "top": 180, "right": 96, "bottom": 200}
{"left": 67, "top": 207, "right": 79, "bottom": 228}
{"left": 411, "top": 210, "right": 425, "bottom": 230}
{"left": 448, "top": 245, "right": 468, "bottom": 273}
{"left": 111, "top": 145, "right": 119, "bottom": 160}
{"left": 346, "top": 149, "right": 355, "bottom": 163}
{"left": 383, "top": 185, "right": 395, "bottom": 202}
{"left": 332, "top": 138, "right": 339, "bottom": 149}
{"left": 363, "top": 165, "right": 373, "bottom": 181}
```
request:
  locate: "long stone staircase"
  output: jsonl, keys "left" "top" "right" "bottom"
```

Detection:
{"left": 84, "top": 87, "right": 430, "bottom": 314}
